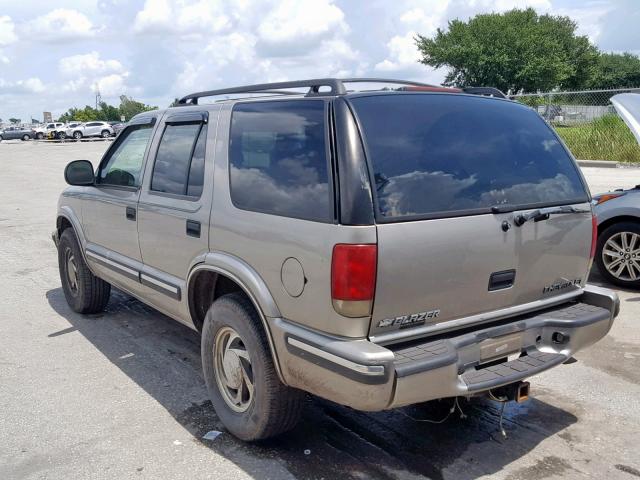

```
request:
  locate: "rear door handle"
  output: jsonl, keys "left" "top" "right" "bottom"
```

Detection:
{"left": 126, "top": 206, "right": 136, "bottom": 221}
{"left": 186, "top": 220, "right": 201, "bottom": 238}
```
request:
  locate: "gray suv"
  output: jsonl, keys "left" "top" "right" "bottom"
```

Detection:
{"left": 53, "top": 78, "right": 619, "bottom": 441}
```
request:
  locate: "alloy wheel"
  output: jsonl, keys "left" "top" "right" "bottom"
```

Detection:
{"left": 602, "top": 231, "right": 640, "bottom": 281}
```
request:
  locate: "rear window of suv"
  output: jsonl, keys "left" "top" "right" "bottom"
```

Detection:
{"left": 349, "top": 94, "right": 588, "bottom": 221}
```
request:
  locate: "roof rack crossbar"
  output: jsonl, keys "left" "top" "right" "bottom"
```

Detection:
{"left": 178, "top": 77, "right": 444, "bottom": 104}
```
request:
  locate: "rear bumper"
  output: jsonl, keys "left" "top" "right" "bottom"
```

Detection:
{"left": 268, "top": 284, "right": 619, "bottom": 411}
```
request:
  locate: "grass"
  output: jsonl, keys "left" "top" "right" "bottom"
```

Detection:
{"left": 554, "top": 115, "right": 640, "bottom": 163}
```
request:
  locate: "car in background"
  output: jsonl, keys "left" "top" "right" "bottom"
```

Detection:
{"left": 593, "top": 93, "right": 640, "bottom": 288}
{"left": 33, "top": 122, "right": 65, "bottom": 140}
{"left": 61, "top": 122, "right": 85, "bottom": 140}
{"left": 67, "top": 121, "right": 114, "bottom": 139}
{"left": 0, "top": 126, "right": 36, "bottom": 141}
{"left": 108, "top": 121, "right": 125, "bottom": 136}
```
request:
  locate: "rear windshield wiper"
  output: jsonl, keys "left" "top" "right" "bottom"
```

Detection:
{"left": 513, "top": 205, "right": 590, "bottom": 226}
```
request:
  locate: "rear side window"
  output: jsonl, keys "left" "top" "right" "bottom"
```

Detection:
{"left": 349, "top": 94, "right": 588, "bottom": 220}
{"left": 151, "top": 122, "right": 207, "bottom": 198}
{"left": 229, "top": 100, "right": 331, "bottom": 222}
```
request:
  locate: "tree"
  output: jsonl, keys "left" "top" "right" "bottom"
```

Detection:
{"left": 416, "top": 8, "right": 599, "bottom": 93}
{"left": 99, "top": 101, "right": 120, "bottom": 121}
{"left": 57, "top": 96, "right": 158, "bottom": 123}
{"left": 9, "top": 118, "right": 20, "bottom": 124}
{"left": 587, "top": 52, "right": 640, "bottom": 89}
{"left": 118, "top": 95, "right": 157, "bottom": 121}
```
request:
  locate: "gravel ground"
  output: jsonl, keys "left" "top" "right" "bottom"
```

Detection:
{"left": 0, "top": 140, "right": 639, "bottom": 480}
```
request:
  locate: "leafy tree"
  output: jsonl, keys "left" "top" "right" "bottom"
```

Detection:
{"left": 57, "top": 96, "right": 157, "bottom": 123}
{"left": 587, "top": 52, "right": 640, "bottom": 89}
{"left": 416, "top": 8, "right": 599, "bottom": 93}
{"left": 99, "top": 101, "right": 120, "bottom": 121}
{"left": 9, "top": 118, "right": 20, "bottom": 124}
{"left": 118, "top": 95, "right": 157, "bottom": 121}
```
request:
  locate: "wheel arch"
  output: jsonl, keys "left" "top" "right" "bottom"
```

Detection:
{"left": 56, "top": 208, "right": 95, "bottom": 272}
{"left": 598, "top": 215, "right": 640, "bottom": 236}
{"left": 186, "top": 252, "right": 285, "bottom": 382}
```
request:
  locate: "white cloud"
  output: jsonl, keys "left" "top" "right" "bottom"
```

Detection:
{"left": 0, "top": 15, "right": 17, "bottom": 46}
{"left": 26, "top": 9, "right": 96, "bottom": 42}
{"left": 133, "top": 0, "right": 230, "bottom": 35}
{"left": 256, "top": 0, "right": 348, "bottom": 56}
{"left": 92, "top": 74, "right": 128, "bottom": 97}
{"left": 59, "top": 52, "right": 125, "bottom": 77}
{"left": 375, "top": 32, "right": 422, "bottom": 72}
{"left": 0, "top": 78, "right": 45, "bottom": 94}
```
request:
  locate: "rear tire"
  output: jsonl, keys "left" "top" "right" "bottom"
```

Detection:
{"left": 57, "top": 131, "right": 66, "bottom": 140}
{"left": 201, "top": 293, "right": 304, "bottom": 441}
{"left": 58, "top": 229, "right": 111, "bottom": 313}
{"left": 596, "top": 221, "right": 640, "bottom": 289}
{"left": 73, "top": 131, "right": 82, "bottom": 140}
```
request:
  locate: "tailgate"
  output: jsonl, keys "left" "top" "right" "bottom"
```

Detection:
{"left": 370, "top": 205, "right": 593, "bottom": 341}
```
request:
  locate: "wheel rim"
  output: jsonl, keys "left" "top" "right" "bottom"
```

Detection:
{"left": 602, "top": 231, "right": 640, "bottom": 281}
{"left": 64, "top": 247, "right": 79, "bottom": 294}
{"left": 213, "top": 326, "right": 254, "bottom": 412}
{"left": 102, "top": 131, "right": 109, "bottom": 137}
{"left": 74, "top": 132, "right": 81, "bottom": 139}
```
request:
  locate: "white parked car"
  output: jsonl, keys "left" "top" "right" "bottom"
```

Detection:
{"left": 33, "top": 122, "right": 65, "bottom": 139}
{"left": 66, "top": 121, "right": 114, "bottom": 139}
{"left": 61, "top": 122, "right": 85, "bottom": 140}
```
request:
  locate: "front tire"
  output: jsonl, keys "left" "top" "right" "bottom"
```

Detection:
{"left": 58, "top": 229, "right": 111, "bottom": 313}
{"left": 57, "top": 131, "right": 66, "bottom": 140}
{"left": 596, "top": 221, "right": 640, "bottom": 288}
{"left": 101, "top": 130, "right": 110, "bottom": 138}
{"left": 22, "top": 134, "right": 30, "bottom": 141}
{"left": 73, "top": 131, "right": 82, "bottom": 140}
{"left": 201, "top": 293, "right": 304, "bottom": 441}
{"left": 36, "top": 132, "right": 44, "bottom": 140}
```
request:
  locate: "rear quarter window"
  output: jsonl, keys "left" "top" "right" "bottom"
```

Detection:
{"left": 349, "top": 94, "right": 588, "bottom": 221}
{"left": 228, "top": 100, "right": 332, "bottom": 222}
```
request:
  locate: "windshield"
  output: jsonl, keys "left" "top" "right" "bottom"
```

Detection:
{"left": 349, "top": 94, "right": 588, "bottom": 221}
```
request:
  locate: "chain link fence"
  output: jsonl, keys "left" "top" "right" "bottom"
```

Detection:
{"left": 511, "top": 88, "right": 640, "bottom": 163}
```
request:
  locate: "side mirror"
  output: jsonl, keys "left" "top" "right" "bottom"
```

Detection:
{"left": 65, "top": 160, "right": 95, "bottom": 186}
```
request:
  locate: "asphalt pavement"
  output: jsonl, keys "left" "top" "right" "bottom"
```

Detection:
{"left": 1, "top": 141, "right": 639, "bottom": 480}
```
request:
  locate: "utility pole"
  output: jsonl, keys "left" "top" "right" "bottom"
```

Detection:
{"left": 95, "top": 84, "right": 101, "bottom": 110}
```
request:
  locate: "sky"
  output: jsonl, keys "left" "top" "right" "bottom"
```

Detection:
{"left": 0, "top": 0, "right": 637, "bottom": 121}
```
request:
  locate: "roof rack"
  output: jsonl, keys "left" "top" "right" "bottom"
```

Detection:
{"left": 177, "top": 78, "right": 508, "bottom": 104}
{"left": 177, "top": 78, "right": 441, "bottom": 104}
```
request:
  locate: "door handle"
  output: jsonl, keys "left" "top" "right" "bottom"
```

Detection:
{"left": 126, "top": 206, "right": 136, "bottom": 221}
{"left": 186, "top": 220, "right": 201, "bottom": 238}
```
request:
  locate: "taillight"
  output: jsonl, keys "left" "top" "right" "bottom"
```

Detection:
{"left": 331, "top": 244, "right": 377, "bottom": 318}
{"left": 590, "top": 214, "right": 598, "bottom": 260}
